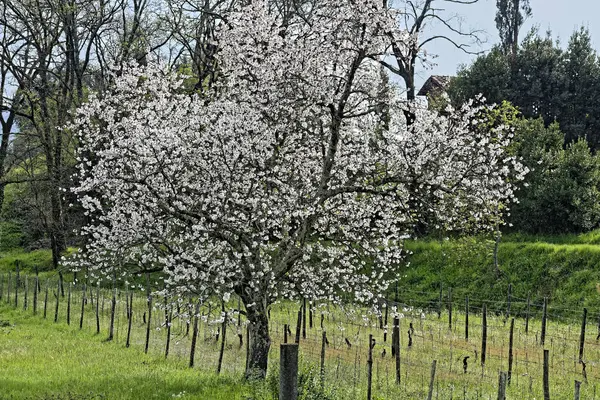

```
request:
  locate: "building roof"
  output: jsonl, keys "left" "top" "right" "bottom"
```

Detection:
{"left": 417, "top": 75, "right": 453, "bottom": 97}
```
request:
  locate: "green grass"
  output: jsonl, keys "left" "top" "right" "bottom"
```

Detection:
{"left": 0, "top": 305, "right": 257, "bottom": 400}
{"left": 0, "top": 248, "right": 54, "bottom": 272}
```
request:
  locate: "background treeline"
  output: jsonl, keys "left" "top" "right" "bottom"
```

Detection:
{"left": 446, "top": 27, "right": 600, "bottom": 234}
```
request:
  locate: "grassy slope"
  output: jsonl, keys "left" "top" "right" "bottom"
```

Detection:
{"left": 0, "top": 305, "right": 256, "bottom": 400}
{"left": 399, "top": 231, "right": 600, "bottom": 316}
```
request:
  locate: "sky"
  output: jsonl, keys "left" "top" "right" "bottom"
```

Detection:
{"left": 414, "top": 0, "right": 600, "bottom": 90}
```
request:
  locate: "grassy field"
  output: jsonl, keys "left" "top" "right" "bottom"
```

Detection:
{"left": 0, "top": 305, "right": 263, "bottom": 400}
{"left": 1, "top": 274, "right": 599, "bottom": 399}
{"left": 2, "top": 236, "right": 600, "bottom": 399}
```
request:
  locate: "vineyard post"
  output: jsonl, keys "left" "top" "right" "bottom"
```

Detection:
{"left": 108, "top": 274, "right": 116, "bottom": 341}
{"left": 367, "top": 334, "right": 373, "bottom": 400}
{"left": 302, "top": 298, "right": 307, "bottom": 339}
{"left": 7, "top": 272, "right": 11, "bottom": 305}
{"left": 394, "top": 316, "right": 400, "bottom": 384}
{"left": 23, "top": 275, "right": 28, "bottom": 311}
{"left": 165, "top": 303, "right": 173, "bottom": 359}
{"left": 498, "top": 371, "right": 507, "bottom": 400}
{"left": 33, "top": 275, "right": 38, "bottom": 315}
{"left": 309, "top": 300, "right": 313, "bottom": 329}
{"left": 67, "top": 282, "right": 71, "bottom": 325}
{"left": 321, "top": 312, "right": 324, "bottom": 330}
{"left": 43, "top": 279, "right": 48, "bottom": 318}
{"left": 95, "top": 285, "right": 100, "bottom": 334}
{"left": 279, "top": 344, "right": 299, "bottom": 400}
{"left": 144, "top": 273, "right": 152, "bottom": 354}
{"left": 54, "top": 278, "right": 61, "bottom": 323}
{"left": 80, "top": 284, "right": 86, "bottom": 329}
{"left": 508, "top": 318, "right": 514, "bottom": 384}
{"left": 295, "top": 309, "right": 302, "bottom": 343}
{"left": 383, "top": 302, "right": 388, "bottom": 342}
{"left": 579, "top": 308, "right": 587, "bottom": 363}
{"left": 126, "top": 291, "right": 133, "bottom": 347}
{"left": 15, "top": 263, "right": 19, "bottom": 307}
{"left": 506, "top": 284, "right": 512, "bottom": 323}
{"left": 465, "top": 296, "right": 469, "bottom": 341}
{"left": 427, "top": 360, "right": 437, "bottom": 400}
{"left": 575, "top": 380, "right": 582, "bottom": 400}
{"left": 217, "top": 311, "right": 227, "bottom": 374}
{"left": 448, "top": 288, "right": 452, "bottom": 330}
{"left": 320, "top": 331, "right": 327, "bottom": 390}
{"left": 438, "top": 284, "right": 442, "bottom": 319}
{"left": 543, "top": 349, "right": 550, "bottom": 400}
{"left": 482, "top": 303, "right": 487, "bottom": 368}
{"left": 189, "top": 299, "right": 200, "bottom": 367}
{"left": 526, "top": 294, "right": 530, "bottom": 334}
{"left": 541, "top": 297, "right": 547, "bottom": 346}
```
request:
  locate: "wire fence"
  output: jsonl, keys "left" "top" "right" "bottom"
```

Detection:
{"left": 1, "top": 268, "right": 599, "bottom": 399}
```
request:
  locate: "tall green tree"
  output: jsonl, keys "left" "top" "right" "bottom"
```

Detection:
{"left": 495, "top": 0, "right": 532, "bottom": 60}
{"left": 449, "top": 28, "right": 600, "bottom": 150}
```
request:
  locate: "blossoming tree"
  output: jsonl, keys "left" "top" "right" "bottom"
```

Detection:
{"left": 70, "top": 0, "right": 527, "bottom": 378}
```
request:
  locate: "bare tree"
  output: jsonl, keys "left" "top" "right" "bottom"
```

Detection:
{"left": 378, "top": 0, "right": 486, "bottom": 103}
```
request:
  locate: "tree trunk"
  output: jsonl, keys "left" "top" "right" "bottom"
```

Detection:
{"left": 245, "top": 303, "right": 271, "bottom": 379}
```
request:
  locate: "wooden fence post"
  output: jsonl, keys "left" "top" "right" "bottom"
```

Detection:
{"left": 465, "top": 296, "right": 469, "bottom": 341}
{"left": 189, "top": 300, "right": 200, "bottom": 367}
{"left": 302, "top": 298, "right": 307, "bottom": 339}
{"left": 67, "top": 282, "right": 71, "bottom": 325}
{"left": 7, "top": 272, "right": 11, "bottom": 305}
{"left": 33, "top": 276, "right": 38, "bottom": 315}
{"left": 108, "top": 279, "right": 116, "bottom": 341}
{"left": 320, "top": 331, "right": 327, "bottom": 390}
{"left": 506, "top": 284, "right": 512, "bottom": 322}
{"left": 217, "top": 311, "right": 227, "bottom": 374}
{"left": 95, "top": 285, "right": 100, "bottom": 334}
{"left": 579, "top": 308, "right": 587, "bottom": 363}
{"left": 508, "top": 318, "right": 515, "bottom": 385}
{"left": 79, "top": 284, "right": 86, "bottom": 329}
{"left": 438, "top": 284, "right": 442, "bottom": 319}
{"left": 498, "top": 371, "right": 507, "bottom": 400}
{"left": 54, "top": 278, "right": 61, "bottom": 323}
{"left": 367, "top": 334, "right": 373, "bottom": 400}
{"left": 23, "top": 275, "right": 28, "bottom": 311}
{"left": 575, "top": 380, "right": 581, "bottom": 400}
{"left": 144, "top": 274, "right": 152, "bottom": 354}
{"left": 448, "top": 288, "right": 452, "bottom": 330}
{"left": 126, "top": 291, "right": 134, "bottom": 348}
{"left": 427, "top": 360, "right": 437, "bottom": 400}
{"left": 482, "top": 303, "right": 487, "bottom": 367}
{"left": 394, "top": 316, "right": 400, "bottom": 385}
{"left": 295, "top": 309, "right": 302, "bottom": 344}
{"left": 526, "top": 294, "right": 530, "bottom": 334}
{"left": 279, "top": 344, "right": 299, "bottom": 400}
{"left": 15, "top": 263, "right": 19, "bottom": 307}
{"left": 541, "top": 297, "right": 547, "bottom": 346}
{"left": 165, "top": 306, "right": 173, "bottom": 359}
{"left": 543, "top": 349, "right": 550, "bottom": 400}
{"left": 43, "top": 280, "right": 48, "bottom": 319}
{"left": 383, "top": 302, "right": 388, "bottom": 342}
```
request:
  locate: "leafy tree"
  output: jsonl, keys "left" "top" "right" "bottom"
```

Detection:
{"left": 495, "top": 0, "right": 532, "bottom": 59}
{"left": 449, "top": 27, "right": 600, "bottom": 150}
{"left": 68, "top": 0, "right": 525, "bottom": 379}
{"left": 509, "top": 118, "right": 600, "bottom": 233}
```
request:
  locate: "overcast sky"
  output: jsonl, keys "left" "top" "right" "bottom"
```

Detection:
{"left": 415, "top": 0, "right": 600, "bottom": 90}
